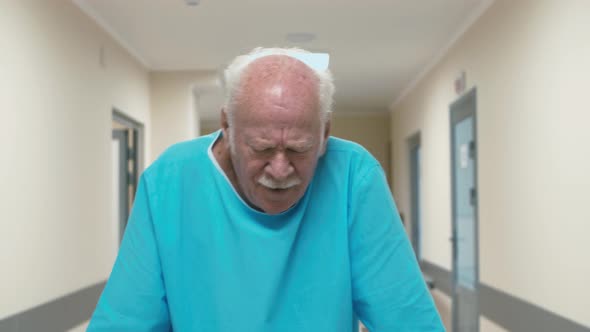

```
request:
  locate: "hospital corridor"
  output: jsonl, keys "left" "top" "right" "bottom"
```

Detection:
{"left": 0, "top": 0, "right": 589, "bottom": 331}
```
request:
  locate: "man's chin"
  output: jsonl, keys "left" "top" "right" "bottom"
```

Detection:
{"left": 258, "top": 196, "right": 299, "bottom": 215}
{"left": 262, "top": 206, "right": 290, "bottom": 215}
{"left": 250, "top": 186, "right": 306, "bottom": 214}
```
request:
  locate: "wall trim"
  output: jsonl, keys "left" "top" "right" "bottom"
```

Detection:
{"left": 0, "top": 281, "right": 106, "bottom": 332}
{"left": 420, "top": 260, "right": 590, "bottom": 332}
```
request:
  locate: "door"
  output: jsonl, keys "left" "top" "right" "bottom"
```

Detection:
{"left": 112, "top": 110, "right": 143, "bottom": 244}
{"left": 408, "top": 134, "right": 422, "bottom": 260}
{"left": 450, "top": 88, "right": 479, "bottom": 332}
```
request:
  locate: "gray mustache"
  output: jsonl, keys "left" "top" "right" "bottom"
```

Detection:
{"left": 257, "top": 175, "right": 302, "bottom": 189}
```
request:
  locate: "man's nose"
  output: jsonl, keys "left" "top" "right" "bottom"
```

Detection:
{"left": 265, "top": 152, "right": 294, "bottom": 180}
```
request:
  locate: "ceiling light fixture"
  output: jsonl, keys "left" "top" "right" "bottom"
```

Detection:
{"left": 186, "top": 0, "right": 200, "bottom": 6}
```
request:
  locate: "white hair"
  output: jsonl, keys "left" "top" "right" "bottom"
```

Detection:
{"left": 222, "top": 47, "right": 335, "bottom": 126}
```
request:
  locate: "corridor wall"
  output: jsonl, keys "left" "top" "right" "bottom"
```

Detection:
{"left": 390, "top": 0, "right": 590, "bottom": 330}
{"left": 0, "top": 1, "right": 151, "bottom": 329}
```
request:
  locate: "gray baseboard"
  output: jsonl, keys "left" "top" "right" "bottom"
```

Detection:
{"left": 420, "top": 260, "right": 590, "bottom": 332}
{"left": 421, "top": 260, "right": 453, "bottom": 296}
{"left": 0, "top": 281, "right": 105, "bottom": 332}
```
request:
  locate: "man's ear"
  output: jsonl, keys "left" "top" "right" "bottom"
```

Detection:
{"left": 221, "top": 107, "right": 230, "bottom": 140}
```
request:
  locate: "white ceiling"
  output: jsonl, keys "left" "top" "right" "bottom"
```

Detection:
{"left": 74, "top": 0, "right": 492, "bottom": 120}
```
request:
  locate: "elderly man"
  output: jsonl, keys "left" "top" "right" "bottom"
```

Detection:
{"left": 88, "top": 48, "right": 443, "bottom": 331}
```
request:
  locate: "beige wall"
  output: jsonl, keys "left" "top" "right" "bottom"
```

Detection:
{"left": 150, "top": 71, "right": 220, "bottom": 159}
{"left": 0, "top": 0, "right": 150, "bottom": 319}
{"left": 200, "top": 118, "right": 221, "bottom": 136}
{"left": 391, "top": 0, "right": 590, "bottom": 328}
{"left": 331, "top": 112, "right": 391, "bottom": 183}
{"left": 480, "top": 316, "right": 508, "bottom": 332}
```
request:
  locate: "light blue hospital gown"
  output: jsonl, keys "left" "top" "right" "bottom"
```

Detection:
{"left": 88, "top": 132, "right": 444, "bottom": 331}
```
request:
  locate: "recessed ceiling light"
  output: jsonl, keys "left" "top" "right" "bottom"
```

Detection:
{"left": 247, "top": 50, "right": 330, "bottom": 71}
{"left": 186, "top": 0, "right": 199, "bottom": 6}
{"left": 285, "top": 32, "right": 316, "bottom": 43}
{"left": 295, "top": 52, "right": 330, "bottom": 71}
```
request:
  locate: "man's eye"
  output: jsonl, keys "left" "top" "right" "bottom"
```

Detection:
{"left": 254, "top": 147, "right": 272, "bottom": 153}
{"left": 288, "top": 148, "right": 306, "bottom": 154}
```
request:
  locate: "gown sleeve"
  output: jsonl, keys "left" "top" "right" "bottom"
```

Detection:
{"left": 87, "top": 175, "right": 171, "bottom": 332}
{"left": 349, "top": 164, "right": 444, "bottom": 331}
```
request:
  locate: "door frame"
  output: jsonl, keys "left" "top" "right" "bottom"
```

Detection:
{"left": 449, "top": 87, "right": 480, "bottom": 332}
{"left": 112, "top": 129, "right": 129, "bottom": 242}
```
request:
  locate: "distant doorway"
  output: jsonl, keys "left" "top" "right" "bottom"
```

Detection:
{"left": 408, "top": 133, "right": 422, "bottom": 260}
{"left": 450, "top": 88, "right": 479, "bottom": 332}
{"left": 112, "top": 110, "right": 144, "bottom": 244}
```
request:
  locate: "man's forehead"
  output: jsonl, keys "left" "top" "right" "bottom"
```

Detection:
{"left": 234, "top": 57, "right": 321, "bottom": 116}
